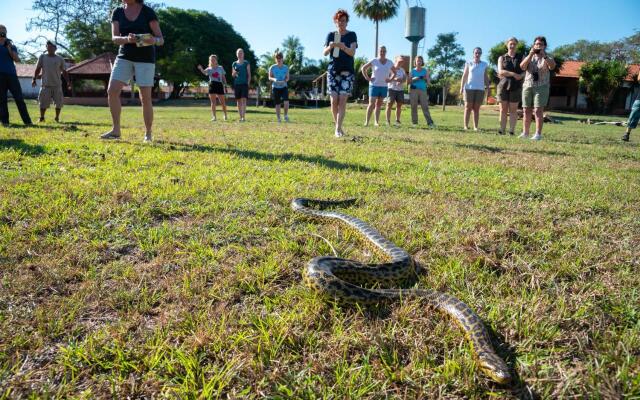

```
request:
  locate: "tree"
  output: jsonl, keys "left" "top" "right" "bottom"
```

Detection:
{"left": 281, "top": 36, "right": 304, "bottom": 74}
{"left": 554, "top": 33, "right": 640, "bottom": 64}
{"left": 65, "top": 20, "right": 116, "bottom": 60}
{"left": 27, "top": 0, "right": 117, "bottom": 57}
{"left": 155, "top": 8, "right": 256, "bottom": 98}
{"left": 427, "top": 32, "right": 465, "bottom": 110}
{"left": 352, "top": 0, "right": 399, "bottom": 56}
{"left": 579, "top": 60, "right": 629, "bottom": 113}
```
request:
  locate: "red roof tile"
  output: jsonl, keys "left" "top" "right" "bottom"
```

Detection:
{"left": 556, "top": 60, "right": 640, "bottom": 81}
{"left": 67, "top": 53, "right": 116, "bottom": 76}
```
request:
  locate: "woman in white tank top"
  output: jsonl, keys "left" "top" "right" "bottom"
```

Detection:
{"left": 460, "top": 47, "right": 489, "bottom": 131}
{"left": 361, "top": 45, "right": 394, "bottom": 126}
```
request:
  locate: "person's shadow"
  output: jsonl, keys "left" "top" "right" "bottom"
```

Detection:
{"left": 0, "top": 138, "right": 46, "bottom": 156}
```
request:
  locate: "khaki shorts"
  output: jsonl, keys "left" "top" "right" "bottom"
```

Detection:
{"left": 522, "top": 85, "right": 550, "bottom": 108}
{"left": 38, "top": 86, "right": 64, "bottom": 109}
{"left": 464, "top": 89, "right": 485, "bottom": 105}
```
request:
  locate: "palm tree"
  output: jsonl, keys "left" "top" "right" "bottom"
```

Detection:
{"left": 353, "top": 0, "right": 399, "bottom": 56}
{"left": 281, "top": 36, "right": 305, "bottom": 73}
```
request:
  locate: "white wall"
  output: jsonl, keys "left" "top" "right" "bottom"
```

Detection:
{"left": 8, "top": 78, "right": 41, "bottom": 99}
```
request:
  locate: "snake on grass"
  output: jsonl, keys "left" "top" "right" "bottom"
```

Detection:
{"left": 291, "top": 198, "right": 511, "bottom": 384}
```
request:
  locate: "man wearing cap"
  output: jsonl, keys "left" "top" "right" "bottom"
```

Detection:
{"left": 32, "top": 40, "right": 69, "bottom": 122}
{"left": 0, "top": 24, "right": 33, "bottom": 126}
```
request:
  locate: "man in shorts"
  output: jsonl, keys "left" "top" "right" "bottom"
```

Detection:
{"left": 32, "top": 41, "right": 70, "bottom": 122}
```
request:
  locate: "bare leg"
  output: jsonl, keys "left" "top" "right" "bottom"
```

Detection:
{"left": 365, "top": 98, "right": 375, "bottom": 126}
{"left": 55, "top": 108, "right": 61, "bottom": 122}
{"left": 330, "top": 94, "right": 338, "bottom": 124}
{"left": 39, "top": 108, "right": 46, "bottom": 122}
{"left": 508, "top": 102, "right": 518, "bottom": 134}
{"left": 209, "top": 94, "right": 216, "bottom": 119}
{"left": 337, "top": 94, "right": 348, "bottom": 133}
{"left": 522, "top": 107, "right": 533, "bottom": 136}
{"left": 464, "top": 103, "right": 472, "bottom": 129}
{"left": 275, "top": 103, "right": 281, "bottom": 120}
{"left": 139, "top": 86, "right": 154, "bottom": 137}
{"left": 534, "top": 107, "right": 544, "bottom": 134}
{"left": 374, "top": 97, "right": 383, "bottom": 125}
{"left": 499, "top": 101, "right": 508, "bottom": 133}
{"left": 218, "top": 95, "right": 227, "bottom": 119}
{"left": 473, "top": 103, "right": 481, "bottom": 129}
{"left": 283, "top": 101, "right": 289, "bottom": 118}
{"left": 396, "top": 101, "right": 402, "bottom": 123}
{"left": 386, "top": 101, "right": 392, "bottom": 124}
{"left": 105, "top": 79, "right": 126, "bottom": 136}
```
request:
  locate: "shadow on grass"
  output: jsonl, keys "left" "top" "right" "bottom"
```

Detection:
{"left": 154, "top": 140, "right": 379, "bottom": 172}
{"left": 0, "top": 138, "right": 46, "bottom": 156}
{"left": 486, "top": 325, "right": 540, "bottom": 399}
{"left": 454, "top": 143, "right": 505, "bottom": 153}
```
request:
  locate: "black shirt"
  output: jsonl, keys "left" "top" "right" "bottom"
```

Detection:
{"left": 499, "top": 53, "right": 524, "bottom": 91}
{"left": 325, "top": 31, "right": 357, "bottom": 73}
{"left": 111, "top": 5, "right": 158, "bottom": 63}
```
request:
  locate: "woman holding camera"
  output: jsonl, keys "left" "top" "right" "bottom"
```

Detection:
{"left": 520, "top": 36, "right": 556, "bottom": 140}
{"left": 101, "top": 0, "right": 163, "bottom": 142}
{"left": 0, "top": 24, "right": 33, "bottom": 126}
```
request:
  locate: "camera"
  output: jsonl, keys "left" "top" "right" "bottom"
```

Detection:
{"left": 0, "top": 32, "right": 6, "bottom": 38}
{"left": 533, "top": 48, "right": 541, "bottom": 54}
{"left": 532, "top": 72, "right": 539, "bottom": 82}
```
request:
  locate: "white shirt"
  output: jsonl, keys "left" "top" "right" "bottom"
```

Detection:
{"left": 464, "top": 60, "right": 488, "bottom": 91}
{"left": 388, "top": 68, "right": 406, "bottom": 91}
{"left": 370, "top": 58, "right": 393, "bottom": 88}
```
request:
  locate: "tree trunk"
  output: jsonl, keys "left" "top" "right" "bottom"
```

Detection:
{"left": 375, "top": 20, "right": 379, "bottom": 57}
{"left": 442, "top": 85, "right": 447, "bottom": 111}
{"left": 170, "top": 83, "right": 183, "bottom": 99}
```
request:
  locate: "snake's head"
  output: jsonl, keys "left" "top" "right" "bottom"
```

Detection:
{"left": 478, "top": 353, "right": 511, "bottom": 385}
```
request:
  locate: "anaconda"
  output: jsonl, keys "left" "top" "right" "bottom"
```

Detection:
{"left": 291, "top": 198, "right": 511, "bottom": 384}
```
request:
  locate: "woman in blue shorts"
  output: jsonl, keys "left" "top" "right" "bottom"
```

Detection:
{"left": 323, "top": 9, "right": 357, "bottom": 137}
{"left": 101, "top": 0, "right": 164, "bottom": 142}
{"left": 361, "top": 45, "right": 394, "bottom": 127}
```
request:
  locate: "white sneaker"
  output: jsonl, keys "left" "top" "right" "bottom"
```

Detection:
{"left": 223, "top": 115, "right": 228, "bottom": 121}
{"left": 277, "top": 117, "right": 282, "bottom": 123}
{"left": 374, "top": 122, "right": 380, "bottom": 127}
{"left": 335, "top": 129, "right": 343, "bottom": 137}
{"left": 211, "top": 116, "right": 217, "bottom": 122}
{"left": 531, "top": 133, "right": 542, "bottom": 141}
{"left": 100, "top": 131, "right": 121, "bottom": 140}
{"left": 518, "top": 132, "right": 529, "bottom": 138}
{"left": 284, "top": 115, "right": 289, "bottom": 122}
{"left": 144, "top": 132, "right": 153, "bottom": 143}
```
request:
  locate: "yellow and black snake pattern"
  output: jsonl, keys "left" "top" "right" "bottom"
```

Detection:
{"left": 291, "top": 198, "right": 511, "bottom": 384}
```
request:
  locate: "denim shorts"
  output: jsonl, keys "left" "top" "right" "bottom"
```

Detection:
{"left": 369, "top": 85, "right": 388, "bottom": 98}
{"left": 110, "top": 58, "right": 155, "bottom": 87}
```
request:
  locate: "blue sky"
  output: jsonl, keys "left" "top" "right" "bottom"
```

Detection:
{"left": 3, "top": 0, "right": 639, "bottom": 62}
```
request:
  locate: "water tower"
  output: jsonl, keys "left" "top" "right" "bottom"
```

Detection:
{"left": 405, "top": 2, "right": 426, "bottom": 69}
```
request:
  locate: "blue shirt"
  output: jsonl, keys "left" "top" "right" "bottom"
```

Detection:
{"left": 232, "top": 60, "right": 249, "bottom": 85}
{"left": 0, "top": 44, "right": 18, "bottom": 75}
{"left": 410, "top": 68, "right": 427, "bottom": 91}
{"left": 270, "top": 64, "right": 288, "bottom": 88}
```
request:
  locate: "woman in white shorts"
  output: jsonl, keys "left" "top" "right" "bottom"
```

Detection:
{"left": 101, "top": 0, "right": 164, "bottom": 142}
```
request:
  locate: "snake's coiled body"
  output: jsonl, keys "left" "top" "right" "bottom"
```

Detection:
{"left": 292, "top": 198, "right": 511, "bottom": 384}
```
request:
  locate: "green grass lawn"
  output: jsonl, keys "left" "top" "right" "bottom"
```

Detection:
{"left": 1, "top": 100, "right": 639, "bottom": 399}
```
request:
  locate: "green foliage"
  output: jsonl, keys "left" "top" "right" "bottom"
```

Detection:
{"left": 352, "top": 0, "right": 400, "bottom": 54}
{"left": 487, "top": 39, "right": 528, "bottom": 66}
{"left": 353, "top": 56, "right": 370, "bottom": 99}
{"left": 65, "top": 20, "right": 116, "bottom": 61}
{"left": 554, "top": 33, "right": 640, "bottom": 64}
{"left": 579, "top": 60, "right": 629, "bottom": 113}
{"left": 155, "top": 8, "right": 256, "bottom": 98}
{"left": 427, "top": 32, "right": 465, "bottom": 110}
